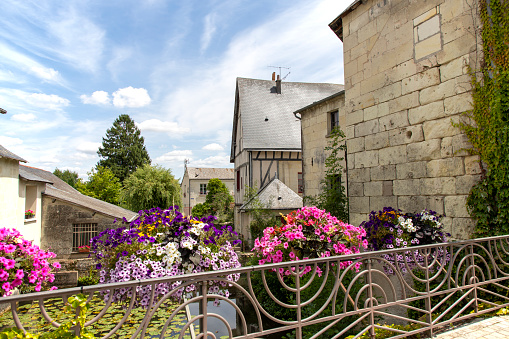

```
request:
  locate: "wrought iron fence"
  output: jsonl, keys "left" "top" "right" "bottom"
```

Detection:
{"left": 1, "top": 235, "right": 508, "bottom": 338}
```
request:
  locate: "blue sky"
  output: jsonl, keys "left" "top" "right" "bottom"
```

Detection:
{"left": 0, "top": 0, "right": 351, "bottom": 180}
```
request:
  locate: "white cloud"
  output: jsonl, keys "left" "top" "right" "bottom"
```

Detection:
{"left": 80, "top": 91, "right": 111, "bottom": 105}
{"left": 136, "top": 119, "right": 190, "bottom": 134}
{"left": 76, "top": 142, "right": 101, "bottom": 154}
{"left": 0, "top": 136, "right": 23, "bottom": 147}
{"left": 156, "top": 150, "right": 193, "bottom": 163}
{"left": 30, "top": 66, "right": 60, "bottom": 82}
{"left": 190, "top": 155, "right": 232, "bottom": 168}
{"left": 202, "top": 143, "right": 224, "bottom": 151}
{"left": 112, "top": 87, "right": 151, "bottom": 108}
{"left": 201, "top": 13, "right": 217, "bottom": 53}
{"left": 26, "top": 93, "right": 70, "bottom": 110}
{"left": 10, "top": 113, "right": 37, "bottom": 122}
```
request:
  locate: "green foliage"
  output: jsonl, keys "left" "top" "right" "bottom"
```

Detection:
{"left": 455, "top": 0, "right": 509, "bottom": 236}
{"left": 346, "top": 322, "right": 424, "bottom": 339}
{"left": 244, "top": 186, "right": 280, "bottom": 243}
{"left": 75, "top": 166, "right": 122, "bottom": 205}
{"left": 191, "top": 202, "right": 210, "bottom": 219}
{"left": 122, "top": 164, "right": 181, "bottom": 212}
{"left": 204, "top": 178, "right": 234, "bottom": 224}
{"left": 304, "top": 128, "right": 348, "bottom": 222}
{"left": 53, "top": 168, "right": 79, "bottom": 188}
{"left": 97, "top": 114, "right": 151, "bottom": 183}
{"left": 0, "top": 294, "right": 94, "bottom": 339}
{"left": 77, "top": 268, "right": 99, "bottom": 287}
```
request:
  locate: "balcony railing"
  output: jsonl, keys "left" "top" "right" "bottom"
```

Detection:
{"left": 1, "top": 235, "right": 508, "bottom": 338}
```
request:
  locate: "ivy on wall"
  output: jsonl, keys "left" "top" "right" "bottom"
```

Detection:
{"left": 457, "top": 0, "right": 509, "bottom": 236}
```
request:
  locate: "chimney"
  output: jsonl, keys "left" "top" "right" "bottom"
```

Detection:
{"left": 276, "top": 75, "right": 281, "bottom": 94}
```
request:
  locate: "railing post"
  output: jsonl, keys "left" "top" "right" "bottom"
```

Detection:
{"left": 200, "top": 281, "right": 208, "bottom": 338}
{"left": 424, "top": 249, "right": 433, "bottom": 338}
{"left": 367, "top": 258, "right": 375, "bottom": 339}
{"left": 296, "top": 266, "right": 302, "bottom": 339}
{"left": 470, "top": 244, "right": 479, "bottom": 314}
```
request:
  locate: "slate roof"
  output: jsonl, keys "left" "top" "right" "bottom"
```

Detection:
{"left": 185, "top": 167, "right": 234, "bottom": 180}
{"left": 0, "top": 145, "right": 27, "bottom": 163}
{"left": 19, "top": 165, "right": 137, "bottom": 221}
{"left": 231, "top": 78, "right": 344, "bottom": 159}
{"left": 240, "top": 178, "right": 303, "bottom": 211}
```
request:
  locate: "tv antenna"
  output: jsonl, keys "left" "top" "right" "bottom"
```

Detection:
{"left": 268, "top": 66, "right": 291, "bottom": 80}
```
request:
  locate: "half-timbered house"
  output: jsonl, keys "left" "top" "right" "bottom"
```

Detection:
{"left": 230, "top": 77, "right": 343, "bottom": 243}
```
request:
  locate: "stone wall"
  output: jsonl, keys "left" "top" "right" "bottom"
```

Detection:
{"left": 300, "top": 93, "right": 346, "bottom": 198}
{"left": 339, "top": 0, "right": 482, "bottom": 238}
{"left": 41, "top": 196, "right": 120, "bottom": 257}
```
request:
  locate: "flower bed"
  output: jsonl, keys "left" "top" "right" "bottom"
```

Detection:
{"left": 0, "top": 228, "right": 60, "bottom": 296}
{"left": 361, "top": 207, "right": 450, "bottom": 274}
{"left": 252, "top": 206, "right": 367, "bottom": 277}
{"left": 91, "top": 206, "right": 241, "bottom": 308}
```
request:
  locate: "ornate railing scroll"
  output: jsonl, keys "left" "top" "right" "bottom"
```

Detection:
{"left": 0, "top": 235, "right": 508, "bottom": 338}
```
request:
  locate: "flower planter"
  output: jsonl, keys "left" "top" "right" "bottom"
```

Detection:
{"left": 78, "top": 248, "right": 90, "bottom": 253}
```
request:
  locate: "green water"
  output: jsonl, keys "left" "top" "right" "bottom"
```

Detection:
{"left": 0, "top": 295, "right": 200, "bottom": 338}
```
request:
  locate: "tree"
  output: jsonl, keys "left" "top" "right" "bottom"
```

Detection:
{"left": 97, "top": 114, "right": 151, "bottom": 183}
{"left": 53, "top": 168, "right": 79, "bottom": 188}
{"left": 304, "top": 127, "right": 349, "bottom": 222}
{"left": 122, "top": 164, "right": 181, "bottom": 212}
{"left": 75, "top": 166, "right": 122, "bottom": 205}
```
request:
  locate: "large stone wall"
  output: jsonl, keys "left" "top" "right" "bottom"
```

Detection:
{"left": 41, "top": 196, "right": 120, "bottom": 257}
{"left": 340, "top": 0, "right": 482, "bottom": 238}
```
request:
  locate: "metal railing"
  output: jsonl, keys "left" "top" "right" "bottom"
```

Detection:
{"left": 1, "top": 235, "right": 509, "bottom": 338}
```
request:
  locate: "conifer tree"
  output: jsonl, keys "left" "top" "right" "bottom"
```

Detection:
{"left": 97, "top": 114, "right": 151, "bottom": 182}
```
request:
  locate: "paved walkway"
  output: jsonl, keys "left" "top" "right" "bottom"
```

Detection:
{"left": 434, "top": 316, "right": 509, "bottom": 339}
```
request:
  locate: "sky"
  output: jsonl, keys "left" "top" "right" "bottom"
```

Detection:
{"left": 0, "top": 0, "right": 351, "bottom": 180}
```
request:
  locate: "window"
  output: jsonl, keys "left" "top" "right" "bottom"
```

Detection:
{"left": 236, "top": 170, "right": 240, "bottom": 191}
{"left": 25, "top": 186, "right": 37, "bottom": 219}
{"left": 327, "top": 174, "right": 342, "bottom": 190}
{"left": 330, "top": 110, "right": 339, "bottom": 133}
{"left": 72, "top": 223, "right": 97, "bottom": 251}
{"left": 298, "top": 172, "right": 303, "bottom": 193}
{"left": 200, "top": 184, "right": 207, "bottom": 195}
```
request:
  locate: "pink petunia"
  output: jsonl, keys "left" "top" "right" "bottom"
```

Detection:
{"left": 52, "top": 262, "right": 61, "bottom": 269}
{"left": 15, "top": 269, "right": 24, "bottom": 279}
{"left": 2, "top": 282, "right": 11, "bottom": 291}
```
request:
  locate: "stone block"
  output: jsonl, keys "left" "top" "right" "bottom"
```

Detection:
{"left": 419, "top": 74, "right": 471, "bottom": 105}
{"left": 383, "top": 180, "right": 393, "bottom": 196}
{"left": 396, "top": 161, "right": 427, "bottom": 179}
{"left": 416, "top": 15, "right": 440, "bottom": 41}
{"left": 408, "top": 100, "right": 444, "bottom": 125}
{"left": 372, "top": 82, "right": 402, "bottom": 104}
{"left": 439, "top": 0, "right": 465, "bottom": 23}
{"left": 371, "top": 165, "right": 397, "bottom": 181}
{"left": 452, "top": 134, "right": 472, "bottom": 154}
{"left": 350, "top": 197, "right": 371, "bottom": 214}
{"left": 358, "top": 20, "right": 378, "bottom": 43}
{"left": 348, "top": 154, "right": 355, "bottom": 169}
{"left": 347, "top": 137, "right": 365, "bottom": 153}
{"left": 393, "top": 179, "right": 422, "bottom": 196}
{"left": 370, "top": 196, "right": 398, "bottom": 212}
{"left": 350, "top": 213, "right": 368, "bottom": 228}
{"left": 440, "top": 55, "right": 470, "bottom": 82}
{"left": 442, "top": 216, "right": 453, "bottom": 237}
{"left": 350, "top": 10, "right": 370, "bottom": 34}
{"left": 441, "top": 136, "right": 453, "bottom": 158}
{"left": 451, "top": 218, "right": 475, "bottom": 240}
{"left": 456, "top": 175, "right": 481, "bottom": 194}
{"left": 464, "top": 155, "right": 482, "bottom": 175}
{"left": 389, "top": 126, "right": 424, "bottom": 146}
{"left": 402, "top": 68, "right": 440, "bottom": 95}
{"left": 355, "top": 119, "right": 379, "bottom": 137}
{"left": 364, "top": 105, "right": 378, "bottom": 121}
{"left": 364, "top": 181, "right": 383, "bottom": 196}
{"left": 355, "top": 150, "right": 379, "bottom": 168}
{"left": 415, "top": 33, "right": 442, "bottom": 60}
{"left": 379, "top": 110, "right": 409, "bottom": 132}
{"left": 345, "top": 125, "right": 355, "bottom": 139}
{"left": 444, "top": 92, "right": 473, "bottom": 115}
{"left": 413, "top": 7, "right": 438, "bottom": 26}
{"left": 423, "top": 116, "right": 462, "bottom": 140}
{"left": 407, "top": 139, "right": 442, "bottom": 161}
{"left": 421, "top": 177, "right": 456, "bottom": 195}
{"left": 398, "top": 196, "right": 427, "bottom": 213}
{"left": 361, "top": 71, "right": 390, "bottom": 95}
{"left": 426, "top": 157, "right": 465, "bottom": 177}
{"left": 427, "top": 196, "right": 445, "bottom": 214}
{"left": 349, "top": 168, "right": 371, "bottom": 183}
{"left": 349, "top": 182, "right": 364, "bottom": 197}
{"left": 441, "top": 13, "right": 473, "bottom": 45}
{"left": 437, "top": 34, "right": 476, "bottom": 65}
{"left": 388, "top": 92, "right": 419, "bottom": 114}
{"left": 347, "top": 110, "right": 364, "bottom": 126}
{"left": 379, "top": 145, "right": 407, "bottom": 165}
{"left": 54, "top": 271, "right": 78, "bottom": 288}
{"left": 365, "top": 131, "right": 389, "bottom": 150}
{"left": 389, "top": 59, "right": 419, "bottom": 83}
